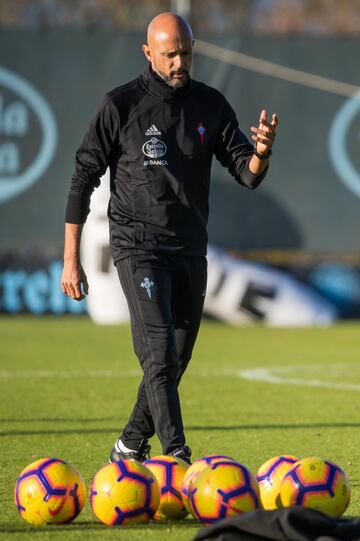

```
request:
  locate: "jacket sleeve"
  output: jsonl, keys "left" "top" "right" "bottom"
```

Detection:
{"left": 65, "top": 96, "right": 120, "bottom": 223}
{"left": 214, "top": 98, "right": 268, "bottom": 189}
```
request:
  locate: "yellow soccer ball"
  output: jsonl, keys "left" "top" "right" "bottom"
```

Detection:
{"left": 14, "top": 457, "right": 86, "bottom": 525}
{"left": 257, "top": 455, "right": 299, "bottom": 509}
{"left": 90, "top": 459, "right": 160, "bottom": 526}
{"left": 190, "top": 460, "right": 260, "bottom": 524}
{"left": 280, "top": 456, "right": 351, "bottom": 517}
{"left": 182, "top": 454, "right": 235, "bottom": 515}
{"left": 144, "top": 455, "right": 189, "bottom": 520}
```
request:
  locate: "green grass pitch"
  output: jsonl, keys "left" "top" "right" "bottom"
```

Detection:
{"left": 1, "top": 317, "right": 360, "bottom": 540}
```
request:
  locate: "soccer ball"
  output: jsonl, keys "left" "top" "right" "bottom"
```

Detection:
{"left": 14, "top": 457, "right": 86, "bottom": 525}
{"left": 280, "top": 456, "right": 351, "bottom": 517}
{"left": 144, "top": 455, "right": 189, "bottom": 520}
{"left": 257, "top": 455, "right": 299, "bottom": 510}
{"left": 90, "top": 459, "right": 160, "bottom": 526}
{"left": 182, "top": 454, "right": 235, "bottom": 515}
{"left": 190, "top": 460, "right": 260, "bottom": 524}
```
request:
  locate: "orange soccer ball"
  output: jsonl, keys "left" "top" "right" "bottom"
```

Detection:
{"left": 144, "top": 455, "right": 189, "bottom": 520}
{"left": 14, "top": 457, "right": 86, "bottom": 525}
{"left": 90, "top": 459, "right": 160, "bottom": 526}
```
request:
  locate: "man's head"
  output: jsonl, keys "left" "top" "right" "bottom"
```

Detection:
{"left": 142, "top": 12, "right": 194, "bottom": 88}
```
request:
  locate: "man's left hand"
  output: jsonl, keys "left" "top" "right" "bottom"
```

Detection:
{"left": 251, "top": 109, "right": 278, "bottom": 156}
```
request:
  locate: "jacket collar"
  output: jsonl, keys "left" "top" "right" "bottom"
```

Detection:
{"left": 139, "top": 64, "right": 192, "bottom": 101}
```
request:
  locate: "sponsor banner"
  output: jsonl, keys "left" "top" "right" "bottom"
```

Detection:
{"left": 0, "top": 253, "right": 86, "bottom": 315}
{"left": 204, "top": 246, "right": 338, "bottom": 326}
{"left": 2, "top": 245, "right": 359, "bottom": 319}
{"left": 2, "top": 244, "right": 360, "bottom": 320}
{"left": 276, "top": 259, "right": 360, "bottom": 319}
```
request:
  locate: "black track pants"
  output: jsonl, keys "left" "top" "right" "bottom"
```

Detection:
{"left": 116, "top": 253, "right": 207, "bottom": 454}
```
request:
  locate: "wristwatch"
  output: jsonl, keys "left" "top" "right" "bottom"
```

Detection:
{"left": 253, "top": 145, "right": 272, "bottom": 160}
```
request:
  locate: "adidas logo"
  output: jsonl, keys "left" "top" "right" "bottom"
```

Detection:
{"left": 145, "top": 124, "right": 161, "bottom": 136}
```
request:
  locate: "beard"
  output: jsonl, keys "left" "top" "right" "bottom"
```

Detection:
{"left": 154, "top": 66, "right": 189, "bottom": 88}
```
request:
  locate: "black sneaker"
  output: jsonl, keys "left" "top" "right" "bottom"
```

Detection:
{"left": 168, "top": 445, "right": 192, "bottom": 465}
{"left": 109, "top": 438, "right": 151, "bottom": 463}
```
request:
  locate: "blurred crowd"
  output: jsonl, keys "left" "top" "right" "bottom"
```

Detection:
{"left": 247, "top": 0, "right": 360, "bottom": 35}
{"left": 1, "top": 0, "right": 360, "bottom": 34}
{"left": 0, "top": 0, "right": 168, "bottom": 29}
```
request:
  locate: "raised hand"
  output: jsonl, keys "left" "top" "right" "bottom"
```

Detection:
{"left": 251, "top": 109, "right": 278, "bottom": 157}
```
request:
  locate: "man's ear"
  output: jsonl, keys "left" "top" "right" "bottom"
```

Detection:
{"left": 142, "top": 44, "right": 152, "bottom": 62}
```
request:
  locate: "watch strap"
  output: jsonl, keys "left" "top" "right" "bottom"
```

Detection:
{"left": 253, "top": 145, "right": 272, "bottom": 160}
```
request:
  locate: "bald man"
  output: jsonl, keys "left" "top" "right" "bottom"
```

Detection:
{"left": 62, "top": 13, "right": 278, "bottom": 464}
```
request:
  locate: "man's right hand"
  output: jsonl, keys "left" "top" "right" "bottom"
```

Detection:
{"left": 62, "top": 223, "right": 88, "bottom": 301}
{"left": 61, "top": 260, "right": 89, "bottom": 301}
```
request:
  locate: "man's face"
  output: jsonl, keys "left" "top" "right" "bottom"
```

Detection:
{"left": 143, "top": 33, "right": 193, "bottom": 88}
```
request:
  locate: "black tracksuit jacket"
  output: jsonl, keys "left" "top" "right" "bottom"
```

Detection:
{"left": 66, "top": 66, "right": 268, "bottom": 263}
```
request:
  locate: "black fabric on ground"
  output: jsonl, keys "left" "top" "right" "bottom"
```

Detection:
{"left": 192, "top": 507, "right": 360, "bottom": 541}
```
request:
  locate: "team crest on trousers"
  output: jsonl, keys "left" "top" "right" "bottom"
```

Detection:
{"left": 141, "top": 277, "right": 155, "bottom": 299}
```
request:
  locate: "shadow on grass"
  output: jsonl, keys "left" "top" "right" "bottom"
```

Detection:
{"left": 0, "top": 519, "right": 200, "bottom": 533}
{"left": 0, "top": 417, "right": 120, "bottom": 424}
{"left": 2, "top": 422, "right": 360, "bottom": 437}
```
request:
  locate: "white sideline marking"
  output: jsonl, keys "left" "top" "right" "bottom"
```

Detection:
{"left": 239, "top": 365, "right": 360, "bottom": 391}
{"left": 1, "top": 365, "right": 360, "bottom": 392}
